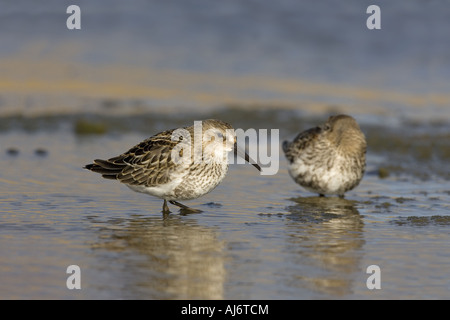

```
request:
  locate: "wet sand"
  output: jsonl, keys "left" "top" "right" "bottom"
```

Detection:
{"left": 1, "top": 55, "right": 449, "bottom": 122}
{"left": 1, "top": 1, "right": 449, "bottom": 300}
{"left": 0, "top": 113, "right": 449, "bottom": 299}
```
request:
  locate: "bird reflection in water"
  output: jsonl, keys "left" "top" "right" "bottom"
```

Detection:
{"left": 89, "top": 214, "right": 226, "bottom": 299}
{"left": 284, "top": 196, "right": 365, "bottom": 297}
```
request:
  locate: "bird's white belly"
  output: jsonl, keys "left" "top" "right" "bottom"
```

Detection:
{"left": 288, "top": 153, "right": 354, "bottom": 195}
{"left": 126, "top": 179, "right": 182, "bottom": 199}
{"left": 127, "top": 163, "right": 228, "bottom": 201}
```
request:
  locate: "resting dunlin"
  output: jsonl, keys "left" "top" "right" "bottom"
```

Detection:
{"left": 282, "top": 114, "right": 366, "bottom": 198}
{"left": 85, "top": 119, "right": 261, "bottom": 213}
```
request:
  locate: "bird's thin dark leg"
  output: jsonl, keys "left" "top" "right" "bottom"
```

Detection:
{"left": 338, "top": 194, "right": 345, "bottom": 199}
{"left": 169, "top": 200, "right": 190, "bottom": 209}
{"left": 169, "top": 200, "right": 202, "bottom": 214}
{"left": 162, "top": 199, "right": 171, "bottom": 213}
{"left": 319, "top": 194, "right": 325, "bottom": 197}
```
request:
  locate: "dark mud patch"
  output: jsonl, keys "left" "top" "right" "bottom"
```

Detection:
{"left": 391, "top": 215, "right": 450, "bottom": 227}
{"left": 285, "top": 196, "right": 362, "bottom": 224}
{"left": 363, "top": 121, "right": 450, "bottom": 180}
{"left": 1, "top": 105, "right": 448, "bottom": 180}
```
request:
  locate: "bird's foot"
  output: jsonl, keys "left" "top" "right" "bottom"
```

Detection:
{"left": 169, "top": 200, "right": 203, "bottom": 214}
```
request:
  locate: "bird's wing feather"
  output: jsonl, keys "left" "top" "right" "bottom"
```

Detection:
{"left": 283, "top": 126, "right": 321, "bottom": 163}
{"left": 85, "top": 130, "right": 185, "bottom": 187}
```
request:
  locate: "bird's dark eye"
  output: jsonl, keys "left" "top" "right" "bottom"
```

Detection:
{"left": 324, "top": 124, "right": 331, "bottom": 131}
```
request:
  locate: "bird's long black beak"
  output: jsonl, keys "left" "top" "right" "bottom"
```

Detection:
{"left": 234, "top": 142, "right": 261, "bottom": 172}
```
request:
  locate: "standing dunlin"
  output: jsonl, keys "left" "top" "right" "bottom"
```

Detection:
{"left": 84, "top": 119, "right": 261, "bottom": 213}
{"left": 282, "top": 114, "right": 366, "bottom": 197}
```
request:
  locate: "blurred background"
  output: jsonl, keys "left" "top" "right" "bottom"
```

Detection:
{"left": 1, "top": 0, "right": 449, "bottom": 300}
{"left": 0, "top": 0, "right": 449, "bottom": 123}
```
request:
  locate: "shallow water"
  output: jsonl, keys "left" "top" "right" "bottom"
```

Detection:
{"left": 1, "top": 0, "right": 450, "bottom": 300}
{"left": 0, "top": 124, "right": 449, "bottom": 299}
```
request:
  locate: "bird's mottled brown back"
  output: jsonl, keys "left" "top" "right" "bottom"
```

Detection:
{"left": 282, "top": 114, "right": 367, "bottom": 196}
{"left": 84, "top": 120, "right": 236, "bottom": 188}
{"left": 282, "top": 126, "right": 322, "bottom": 163}
{"left": 85, "top": 129, "right": 180, "bottom": 187}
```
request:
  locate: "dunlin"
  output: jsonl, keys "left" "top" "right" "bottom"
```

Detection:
{"left": 282, "top": 114, "right": 366, "bottom": 197}
{"left": 84, "top": 119, "right": 261, "bottom": 213}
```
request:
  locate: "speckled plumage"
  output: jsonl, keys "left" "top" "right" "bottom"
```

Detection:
{"left": 283, "top": 114, "right": 366, "bottom": 197}
{"left": 85, "top": 119, "right": 260, "bottom": 213}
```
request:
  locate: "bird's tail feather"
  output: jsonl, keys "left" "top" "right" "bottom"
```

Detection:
{"left": 84, "top": 159, "right": 125, "bottom": 180}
